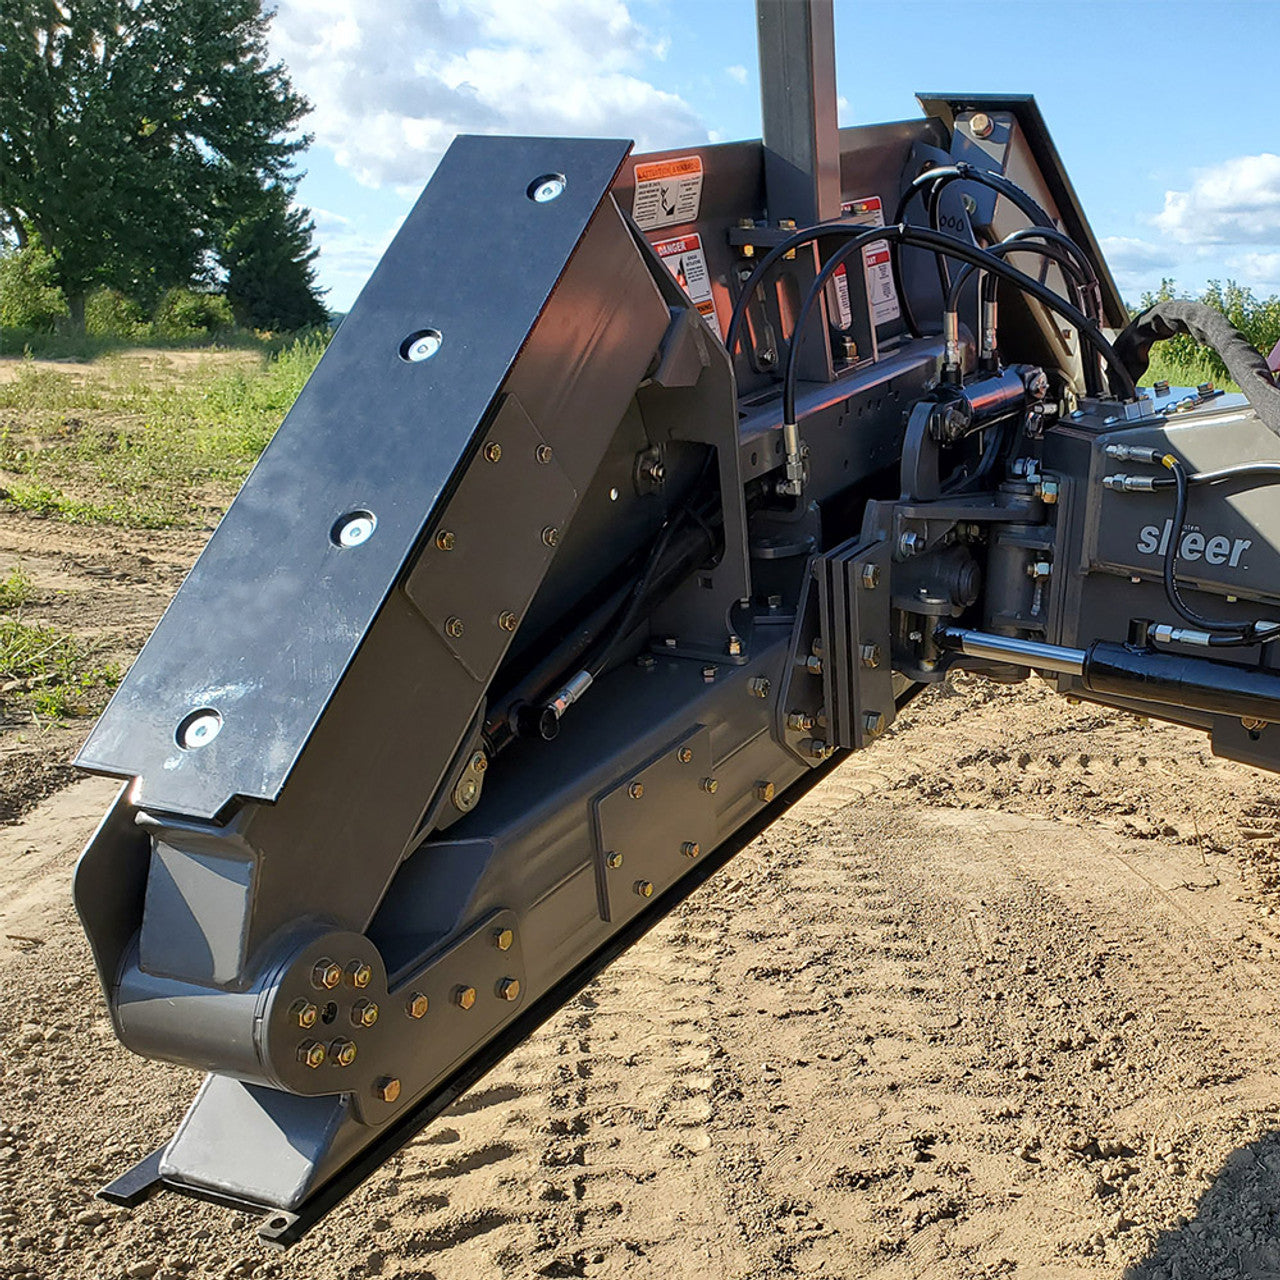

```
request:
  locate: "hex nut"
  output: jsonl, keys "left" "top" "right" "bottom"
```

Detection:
{"left": 860, "top": 643, "right": 882, "bottom": 669}
{"left": 494, "top": 927, "right": 515, "bottom": 952}
{"left": 755, "top": 780, "right": 776, "bottom": 803}
{"left": 331, "top": 1039, "right": 358, "bottom": 1067}
{"left": 346, "top": 960, "right": 373, "bottom": 989}
{"left": 681, "top": 842, "right": 701, "bottom": 859}
{"left": 454, "top": 985, "right": 477, "bottom": 1011}
{"left": 311, "top": 959, "right": 343, "bottom": 991}
{"left": 863, "top": 711, "right": 886, "bottom": 738}
{"left": 376, "top": 1077, "right": 402, "bottom": 1104}
{"left": 445, "top": 616, "right": 465, "bottom": 639}
{"left": 677, "top": 747, "right": 693, "bottom": 764}
{"left": 535, "top": 444, "right": 554, "bottom": 464}
{"left": 483, "top": 441, "right": 502, "bottom": 463}
{"left": 787, "top": 711, "right": 814, "bottom": 732}
{"left": 628, "top": 782, "right": 644, "bottom": 800}
{"left": 435, "top": 529, "right": 456, "bottom": 551}
{"left": 297, "top": 1039, "right": 327, "bottom": 1069}
{"left": 351, "top": 999, "right": 379, "bottom": 1028}
{"left": 748, "top": 676, "right": 771, "bottom": 698}
{"left": 861, "top": 564, "right": 881, "bottom": 589}
{"left": 727, "top": 634, "right": 743, "bottom": 657}
{"left": 605, "top": 851, "right": 624, "bottom": 869}
{"left": 290, "top": 998, "right": 319, "bottom": 1029}
{"left": 635, "top": 880, "right": 655, "bottom": 898}
{"left": 406, "top": 992, "right": 429, "bottom": 1019}
{"left": 498, "top": 610, "right": 518, "bottom": 631}
{"left": 497, "top": 977, "right": 521, "bottom": 1002}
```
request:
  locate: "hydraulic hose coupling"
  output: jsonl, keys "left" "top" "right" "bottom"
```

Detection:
{"left": 1103, "top": 474, "right": 1160, "bottom": 492}
{"left": 981, "top": 299, "right": 998, "bottom": 366}
{"left": 545, "top": 669, "right": 593, "bottom": 720}
{"left": 1104, "top": 443, "right": 1164, "bottom": 464}
{"left": 943, "top": 310, "right": 962, "bottom": 383}
{"left": 780, "top": 420, "right": 806, "bottom": 496}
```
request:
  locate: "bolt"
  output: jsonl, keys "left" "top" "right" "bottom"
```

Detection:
{"left": 297, "top": 1040, "right": 326, "bottom": 1069}
{"left": 290, "top": 999, "right": 319, "bottom": 1030}
{"left": 498, "top": 610, "right": 518, "bottom": 631}
{"left": 840, "top": 337, "right": 858, "bottom": 362}
{"left": 178, "top": 710, "right": 222, "bottom": 750}
{"left": 535, "top": 444, "right": 554, "bottom": 464}
{"left": 805, "top": 738, "right": 833, "bottom": 759}
{"left": 758, "top": 347, "right": 777, "bottom": 368}
{"left": 346, "top": 960, "right": 373, "bottom": 989}
{"left": 541, "top": 526, "right": 560, "bottom": 548}
{"left": 351, "top": 999, "right": 379, "bottom": 1028}
{"left": 605, "top": 851, "right": 624, "bottom": 869}
{"left": 454, "top": 985, "right": 477, "bottom": 1011}
{"left": 334, "top": 514, "right": 376, "bottom": 548}
{"left": 483, "top": 442, "right": 502, "bottom": 463}
{"left": 636, "top": 653, "right": 656, "bottom": 669}
{"left": 1242, "top": 717, "right": 1267, "bottom": 732}
{"left": 863, "top": 711, "right": 886, "bottom": 739}
{"left": 749, "top": 676, "right": 771, "bottom": 698}
{"left": 677, "top": 746, "right": 693, "bottom": 764}
{"left": 1038, "top": 479, "right": 1060, "bottom": 505}
{"left": 435, "top": 529, "right": 456, "bottom": 551}
{"left": 628, "top": 782, "right": 644, "bottom": 800}
{"left": 898, "top": 531, "right": 923, "bottom": 558}
{"left": 407, "top": 992, "right": 429, "bottom": 1019}
{"left": 805, "top": 654, "right": 823, "bottom": 675}
{"left": 311, "top": 959, "right": 342, "bottom": 991}
{"left": 860, "top": 643, "right": 882, "bottom": 669}
{"left": 497, "top": 977, "right": 521, "bottom": 1002}
{"left": 1027, "top": 561, "right": 1052, "bottom": 579}
{"left": 471, "top": 751, "right": 488, "bottom": 773}
{"left": 701, "top": 777, "right": 719, "bottom": 795}
{"left": 702, "top": 664, "right": 717, "bottom": 683}
{"left": 754, "top": 780, "right": 776, "bottom": 803}
{"left": 727, "top": 634, "right": 743, "bottom": 657}
{"left": 970, "top": 111, "right": 994, "bottom": 138}
{"left": 861, "top": 564, "right": 881, "bottom": 589}
{"left": 376, "top": 1077, "right": 402, "bottom": 1104}
{"left": 681, "top": 842, "right": 701, "bottom": 859}
{"left": 445, "top": 616, "right": 465, "bottom": 639}
{"left": 787, "top": 711, "right": 814, "bottom": 732}
{"left": 494, "top": 927, "right": 515, "bottom": 952}
{"left": 331, "top": 1039, "right": 358, "bottom": 1068}
{"left": 454, "top": 776, "right": 479, "bottom": 809}
{"left": 635, "top": 880, "right": 654, "bottom": 898}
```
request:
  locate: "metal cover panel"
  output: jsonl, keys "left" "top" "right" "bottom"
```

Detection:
{"left": 76, "top": 136, "right": 631, "bottom": 819}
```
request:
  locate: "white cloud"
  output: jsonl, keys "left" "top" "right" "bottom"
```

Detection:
{"left": 1100, "top": 235, "right": 1177, "bottom": 273}
{"left": 1153, "top": 153, "right": 1280, "bottom": 245}
{"left": 725, "top": 64, "right": 747, "bottom": 85}
{"left": 270, "top": 0, "right": 707, "bottom": 190}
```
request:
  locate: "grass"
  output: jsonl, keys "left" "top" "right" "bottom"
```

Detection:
{"left": 1139, "top": 347, "right": 1240, "bottom": 393}
{"left": 0, "top": 329, "right": 328, "bottom": 528}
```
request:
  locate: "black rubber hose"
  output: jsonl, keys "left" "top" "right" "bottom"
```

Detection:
{"left": 1114, "top": 300, "right": 1280, "bottom": 435}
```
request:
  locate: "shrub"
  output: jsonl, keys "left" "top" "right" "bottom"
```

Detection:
{"left": 0, "top": 243, "right": 69, "bottom": 330}
{"left": 84, "top": 288, "right": 148, "bottom": 338}
{"left": 151, "top": 287, "right": 235, "bottom": 339}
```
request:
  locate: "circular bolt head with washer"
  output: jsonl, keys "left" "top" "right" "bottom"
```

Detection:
{"left": 535, "top": 444, "right": 554, "bottom": 464}
{"left": 605, "top": 851, "right": 624, "bottom": 869}
{"left": 406, "top": 992, "right": 429, "bottom": 1019}
{"left": 635, "top": 880, "right": 654, "bottom": 898}
{"left": 290, "top": 998, "right": 319, "bottom": 1030}
{"left": 677, "top": 747, "right": 693, "bottom": 764}
{"left": 701, "top": 777, "right": 718, "bottom": 794}
{"left": 346, "top": 960, "right": 372, "bottom": 989}
{"left": 471, "top": 751, "right": 488, "bottom": 773}
{"left": 312, "top": 959, "right": 342, "bottom": 991}
{"left": 494, "top": 927, "right": 514, "bottom": 952}
{"left": 376, "top": 1076, "right": 402, "bottom": 1103}
{"left": 861, "top": 564, "right": 881, "bottom": 589}
{"left": 497, "top": 977, "right": 521, "bottom": 1002}
{"left": 541, "top": 526, "right": 560, "bottom": 548}
{"left": 297, "top": 1040, "right": 326, "bottom": 1069}
{"left": 498, "top": 610, "right": 517, "bottom": 632}
{"left": 528, "top": 173, "right": 566, "bottom": 203}
{"left": 681, "top": 842, "right": 700, "bottom": 859}
{"left": 331, "top": 1039, "right": 358, "bottom": 1067}
{"left": 335, "top": 513, "right": 376, "bottom": 548}
{"left": 445, "top": 616, "right": 465, "bottom": 639}
{"left": 178, "top": 710, "right": 222, "bottom": 750}
{"left": 898, "top": 531, "right": 923, "bottom": 557}
{"left": 351, "top": 999, "right": 379, "bottom": 1028}
{"left": 435, "top": 529, "right": 456, "bottom": 551}
{"left": 454, "top": 985, "right": 477, "bottom": 1011}
{"left": 970, "top": 111, "right": 994, "bottom": 138}
{"left": 755, "top": 780, "right": 776, "bottom": 803}
{"left": 628, "top": 782, "right": 644, "bottom": 799}
{"left": 483, "top": 442, "right": 502, "bottom": 463}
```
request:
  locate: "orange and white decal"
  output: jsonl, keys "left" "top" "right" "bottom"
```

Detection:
{"left": 840, "top": 194, "right": 901, "bottom": 326}
{"left": 632, "top": 156, "right": 704, "bottom": 231}
{"left": 652, "top": 232, "right": 717, "bottom": 327}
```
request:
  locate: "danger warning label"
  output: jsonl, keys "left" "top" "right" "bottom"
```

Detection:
{"left": 632, "top": 156, "right": 703, "bottom": 231}
{"left": 839, "top": 194, "right": 901, "bottom": 327}
{"left": 653, "top": 233, "right": 717, "bottom": 326}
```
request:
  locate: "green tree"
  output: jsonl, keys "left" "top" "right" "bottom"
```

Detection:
{"left": 0, "top": 0, "right": 310, "bottom": 327}
{"left": 220, "top": 181, "right": 328, "bottom": 331}
{"left": 0, "top": 239, "right": 67, "bottom": 329}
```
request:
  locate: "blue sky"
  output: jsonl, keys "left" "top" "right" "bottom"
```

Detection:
{"left": 267, "top": 0, "right": 1280, "bottom": 313}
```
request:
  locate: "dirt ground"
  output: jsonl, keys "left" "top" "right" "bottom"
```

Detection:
{"left": 6, "top": 503, "right": 1280, "bottom": 1280}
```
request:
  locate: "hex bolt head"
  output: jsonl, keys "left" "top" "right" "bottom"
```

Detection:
{"left": 494, "top": 927, "right": 515, "bottom": 952}
{"left": 454, "top": 985, "right": 477, "bottom": 1011}
{"left": 331, "top": 1039, "right": 358, "bottom": 1068}
{"left": 860, "top": 643, "right": 882, "bottom": 669}
{"left": 754, "top": 780, "right": 776, "bottom": 803}
{"left": 406, "top": 992, "right": 429, "bottom": 1019}
{"left": 535, "top": 444, "right": 554, "bottom": 464}
{"left": 861, "top": 564, "right": 881, "bottom": 589}
{"left": 345, "top": 961, "right": 373, "bottom": 989}
{"left": 628, "top": 782, "right": 644, "bottom": 800}
{"left": 681, "top": 842, "right": 701, "bottom": 859}
{"left": 787, "top": 711, "right": 815, "bottom": 732}
{"left": 435, "top": 529, "right": 456, "bottom": 551}
{"left": 635, "top": 880, "right": 655, "bottom": 898}
{"left": 700, "top": 777, "right": 719, "bottom": 794}
{"left": 311, "top": 959, "right": 342, "bottom": 991}
{"left": 727, "top": 634, "right": 743, "bottom": 657}
{"left": 471, "top": 751, "right": 488, "bottom": 773}
{"left": 1038, "top": 479, "right": 1060, "bottom": 505}
{"left": 702, "top": 665, "right": 717, "bottom": 683}
{"left": 497, "top": 977, "right": 521, "bottom": 1002}
{"left": 376, "top": 1077, "right": 402, "bottom": 1104}
{"left": 677, "top": 746, "right": 693, "bottom": 764}
{"left": 748, "top": 676, "right": 771, "bottom": 698}
{"left": 863, "top": 711, "right": 886, "bottom": 739}
{"left": 805, "top": 654, "right": 823, "bottom": 675}
{"left": 498, "top": 610, "right": 518, "bottom": 632}
{"left": 290, "top": 999, "right": 319, "bottom": 1030}
{"left": 605, "top": 851, "right": 624, "bottom": 869}
{"left": 483, "top": 442, "right": 502, "bottom": 463}
{"left": 541, "top": 526, "right": 560, "bottom": 548}
{"left": 297, "top": 1040, "right": 326, "bottom": 1069}
{"left": 445, "top": 616, "right": 465, "bottom": 639}
{"left": 351, "top": 999, "right": 379, "bottom": 1028}
{"left": 970, "top": 111, "right": 994, "bottom": 138}
{"left": 898, "top": 531, "right": 923, "bottom": 558}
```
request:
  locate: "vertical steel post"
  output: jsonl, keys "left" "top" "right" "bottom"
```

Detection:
{"left": 755, "top": 0, "right": 842, "bottom": 226}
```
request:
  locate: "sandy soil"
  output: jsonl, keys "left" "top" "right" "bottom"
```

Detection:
{"left": 5, "top": 506, "right": 1280, "bottom": 1279}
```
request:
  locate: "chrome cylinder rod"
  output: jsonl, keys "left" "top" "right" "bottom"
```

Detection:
{"left": 937, "top": 627, "right": 1087, "bottom": 676}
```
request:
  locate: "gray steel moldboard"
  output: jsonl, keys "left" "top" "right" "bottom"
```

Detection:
{"left": 75, "top": 136, "right": 633, "bottom": 820}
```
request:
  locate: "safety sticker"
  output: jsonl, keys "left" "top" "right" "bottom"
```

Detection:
{"left": 840, "top": 194, "right": 901, "bottom": 327}
{"left": 633, "top": 156, "right": 703, "bottom": 231}
{"left": 653, "top": 233, "right": 717, "bottom": 325}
